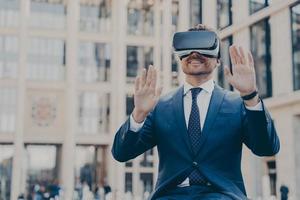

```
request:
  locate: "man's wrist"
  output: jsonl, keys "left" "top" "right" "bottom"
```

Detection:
{"left": 243, "top": 95, "right": 260, "bottom": 107}
{"left": 132, "top": 108, "right": 148, "bottom": 123}
{"left": 240, "top": 90, "right": 258, "bottom": 100}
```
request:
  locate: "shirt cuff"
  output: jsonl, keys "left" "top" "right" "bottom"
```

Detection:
{"left": 129, "top": 114, "right": 145, "bottom": 132}
{"left": 245, "top": 101, "right": 263, "bottom": 111}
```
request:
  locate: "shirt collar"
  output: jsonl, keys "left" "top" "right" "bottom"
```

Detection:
{"left": 183, "top": 79, "right": 215, "bottom": 96}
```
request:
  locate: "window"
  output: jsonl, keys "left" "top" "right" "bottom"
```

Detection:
{"left": 125, "top": 94, "right": 134, "bottom": 167}
{"left": 249, "top": 0, "right": 270, "bottom": 14}
{"left": 170, "top": 1, "right": 180, "bottom": 86}
{"left": 139, "top": 173, "right": 153, "bottom": 199}
{"left": 127, "top": 0, "right": 154, "bottom": 36}
{"left": 0, "top": 144, "right": 13, "bottom": 200}
{"left": 190, "top": 0, "right": 202, "bottom": 27}
{"left": 125, "top": 161, "right": 133, "bottom": 167}
{"left": 79, "top": 0, "right": 112, "bottom": 33}
{"left": 218, "top": 36, "right": 233, "bottom": 91}
{"left": 78, "top": 92, "right": 110, "bottom": 135}
{"left": 0, "top": 0, "right": 19, "bottom": 27}
{"left": 0, "top": 88, "right": 17, "bottom": 133}
{"left": 30, "top": 0, "right": 66, "bottom": 30}
{"left": 266, "top": 160, "right": 277, "bottom": 196}
{"left": 0, "top": 35, "right": 18, "bottom": 79}
{"left": 172, "top": 0, "right": 179, "bottom": 33}
{"left": 171, "top": 54, "right": 180, "bottom": 87}
{"left": 78, "top": 42, "right": 111, "bottom": 83}
{"left": 25, "top": 145, "right": 62, "bottom": 199}
{"left": 126, "top": 46, "right": 153, "bottom": 83}
{"left": 140, "top": 149, "right": 154, "bottom": 168}
{"left": 126, "top": 94, "right": 134, "bottom": 116}
{"left": 74, "top": 145, "right": 108, "bottom": 199}
{"left": 217, "top": 0, "right": 232, "bottom": 30}
{"left": 250, "top": 19, "right": 272, "bottom": 98}
{"left": 125, "top": 173, "right": 133, "bottom": 193}
{"left": 27, "top": 37, "right": 66, "bottom": 81}
{"left": 291, "top": 3, "right": 300, "bottom": 91}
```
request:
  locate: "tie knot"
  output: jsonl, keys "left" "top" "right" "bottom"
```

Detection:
{"left": 190, "top": 88, "right": 202, "bottom": 100}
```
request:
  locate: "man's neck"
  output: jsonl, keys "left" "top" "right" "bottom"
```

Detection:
{"left": 185, "top": 74, "right": 213, "bottom": 87}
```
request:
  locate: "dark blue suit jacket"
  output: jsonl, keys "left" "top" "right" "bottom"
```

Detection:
{"left": 112, "top": 84, "right": 280, "bottom": 200}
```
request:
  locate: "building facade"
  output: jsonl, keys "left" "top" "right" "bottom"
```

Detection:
{"left": 0, "top": 0, "right": 299, "bottom": 199}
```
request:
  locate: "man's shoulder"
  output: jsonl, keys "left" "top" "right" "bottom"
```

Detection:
{"left": 158, "top": 87, "right": 181, "bottom": 103}
{"left": 223, "top": 89, "right": 242, "bottom": 102}
{"left": 218, "top": 87, "right": 244, "bottom": 111}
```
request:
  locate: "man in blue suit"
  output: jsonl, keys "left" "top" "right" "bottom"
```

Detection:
{"left": 111, "top": 24, "right": 280, "bottom": 200}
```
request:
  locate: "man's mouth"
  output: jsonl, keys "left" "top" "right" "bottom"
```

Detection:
{"left": 188, "top": 59, "right": 204, "bottom": 65}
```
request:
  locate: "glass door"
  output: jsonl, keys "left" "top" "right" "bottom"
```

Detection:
{"left": 24, "top": 144, "right": 62, "bottom": 200}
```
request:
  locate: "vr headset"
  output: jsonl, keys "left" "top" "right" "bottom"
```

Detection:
{"left": 173, "top": 31, "right": 220, "bottom": 60}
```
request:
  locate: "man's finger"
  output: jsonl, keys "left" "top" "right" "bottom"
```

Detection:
{"left": 229, "top": 48, "right": 238, "bottom": 74}
{"left": 150, "top": 65, "right": 157, "bottom": 90}
{"left": 232, "top": 46, "right": 242, "bottom": 65}
{"left": 224, "top": 65, "right": 233, "bottom": 83}
{"left": 146, "top": 65, "right": 153, "bottom": 87}
{"left": 155, "top": 86, "right": 163, "bottom": 98}
{"left": 248, "top": 51, "right": 254, "bottom": 68}
{"left": 135, "top": 76, "right": 140, "bottom": 92}
{"left": 229, "top": 46, "right": 237, "bottom": 65}
{"left": 141, "top": 68, "right": 147, "bottom": 88}
{"left": 238, "top": 46, "right": 246, "bottom": 65}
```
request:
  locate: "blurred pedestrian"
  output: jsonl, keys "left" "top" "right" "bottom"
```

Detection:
{"left": 280, "top": 185, "right": 289, "bottom": 200}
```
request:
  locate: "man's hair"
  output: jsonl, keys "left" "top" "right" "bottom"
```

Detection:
{"left": 188, "top": 24, "right": 215, "bottom": 32}
{"left": 188, "top": 24, "right": 221, "bottom": 59}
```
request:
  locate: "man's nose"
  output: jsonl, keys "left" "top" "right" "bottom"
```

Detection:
{"left": 190, "top": 51, "right": 201, "bottom": 56}
{"left": 189, "top": 51, "right": 203, "bottom": 58}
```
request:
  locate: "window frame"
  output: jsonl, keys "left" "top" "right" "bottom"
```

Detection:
{"left": 290, "top": 2, "right": 300, "bottom": 91}
{"left": 249, "top": 18, "right": 272, "bottom": 98}
{"left": 249, "top": 0, "right": 269, "bottom": 15}
{"left": 190, "top": 0, "right": 202, "bottom": 26}
{"left": 217, "top": 0, "right": 233, "bottom": 30}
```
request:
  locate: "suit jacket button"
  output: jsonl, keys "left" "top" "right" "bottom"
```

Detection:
{"left": 192, "top": 162, "right": 198, "bottom": 167}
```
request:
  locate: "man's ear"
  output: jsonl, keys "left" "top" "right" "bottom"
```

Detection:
{"left": 216, "top": 59, "right": 221, "bottom": 67}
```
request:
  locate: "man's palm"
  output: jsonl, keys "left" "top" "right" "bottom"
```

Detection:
{"left": 224, "top": 45, "right": 257, "bottom": 95}
{"left": 133, "top": 65, "right": 162, "bottom": 122}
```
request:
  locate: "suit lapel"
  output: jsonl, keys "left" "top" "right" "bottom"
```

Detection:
{"left": 171, "top": 85, "right": 226, "bottom": 157}
{"left": 171, "top": 86, "right": 194, "bottom": 155}
{"left": 195, "top": 85, "right": 225, "bottom": 156}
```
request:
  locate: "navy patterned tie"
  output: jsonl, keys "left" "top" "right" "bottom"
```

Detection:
{"left": 188, "top": 88, "right": 206, "bottom": 185}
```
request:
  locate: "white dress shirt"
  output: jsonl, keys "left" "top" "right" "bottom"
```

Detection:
{"left": 129, "top": 79, "right": 262, "bottom": 186}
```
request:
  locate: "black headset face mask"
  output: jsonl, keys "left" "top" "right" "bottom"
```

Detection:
{"left": 173, "top": 31, "right": 220, "bottom": 60}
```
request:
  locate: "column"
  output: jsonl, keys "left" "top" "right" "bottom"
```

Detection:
{"left": 270, "top": 7, "right": 293, "bottom": 96}
{"left": 162, "top": 0, "right": 172, "bottom": 91}
{"left": 62, "top": 0, "right": 79, "bottom": 198}
{"left": 273, "top": 111, "right": 297, "bottom": 198}
{"left": 11, "top": 0, "right": 29, "bottom": 199}
{"left": 202, "top": 0, "right": 217, "bottom": 28}
{"left": 153, "top": 0, "right": 161, "bottom": 182}
{"left": 177, "top": 0, "right": 190, "bottom": 84}
{"left": 109, "top": 0, "right": 127, "bottom": 199}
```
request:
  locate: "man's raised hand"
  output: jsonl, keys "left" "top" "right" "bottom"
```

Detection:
{"left": 132, "top": 65, "right": 163, "bottom": 123}
{"left": 224, "top": 45, "right": 257, "bottom": 96}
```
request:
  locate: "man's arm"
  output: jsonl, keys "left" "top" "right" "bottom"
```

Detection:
{"left": 224, "top": 45, "right": 280, "bottom": 156}
{"left": 111, "top": 65, "right": 162, "bottom": 162}
{"left": 111, "top": 110, "right": 157, "bottom": 162}
{"left": 241, "top": 99, "right": 280, "bottom": 156}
